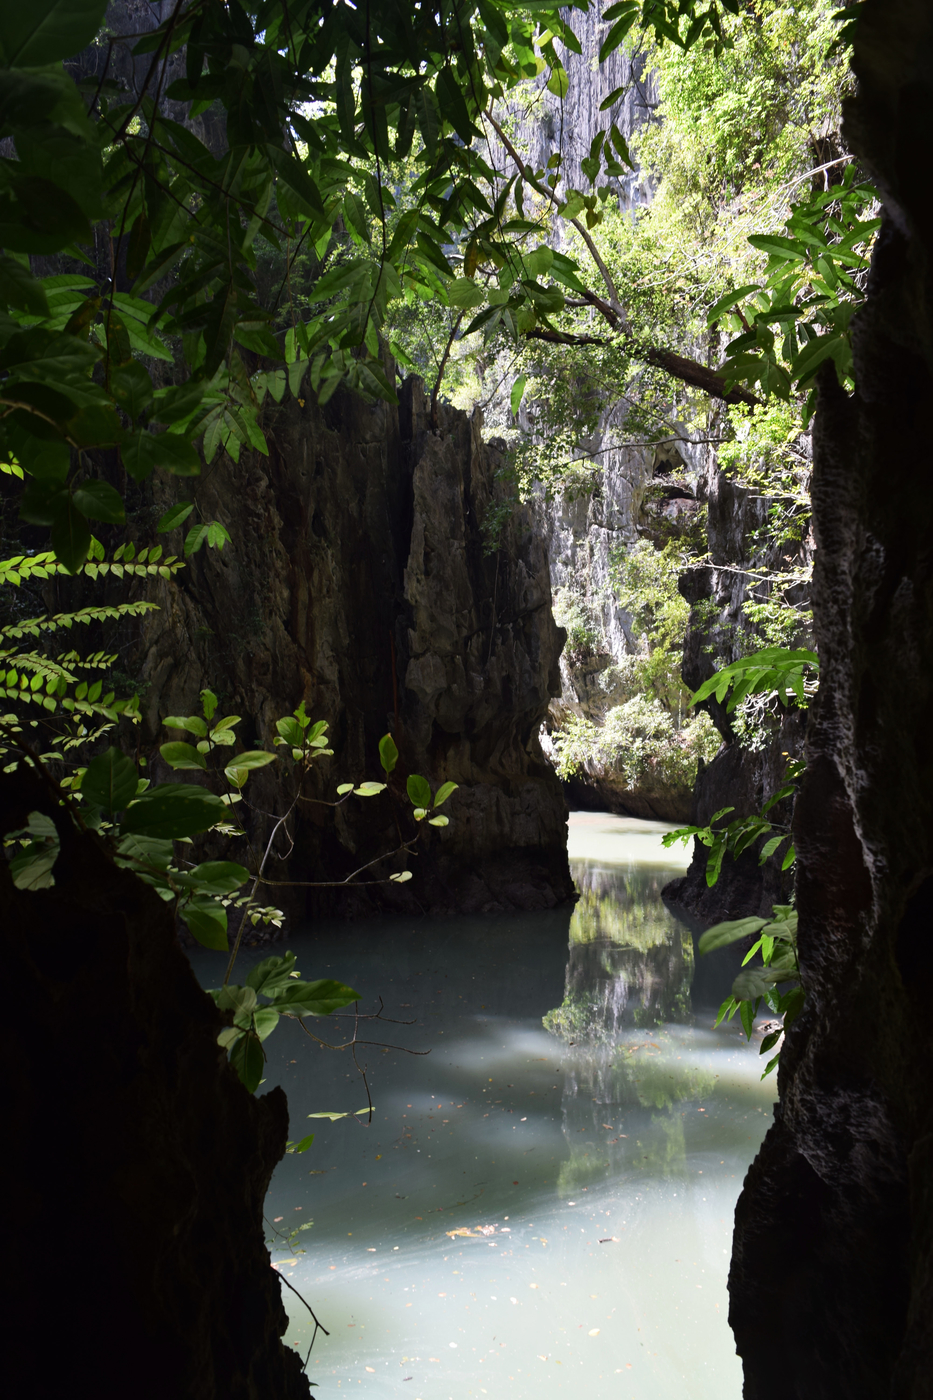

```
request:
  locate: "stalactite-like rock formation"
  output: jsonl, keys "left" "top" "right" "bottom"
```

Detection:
{"left": 728, "top": 3, "right": 933, "bottom": 1394}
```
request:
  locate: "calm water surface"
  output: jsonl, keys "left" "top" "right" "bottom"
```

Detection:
{"left": 194, "top": 813, "right": 776, "bottom": 1398}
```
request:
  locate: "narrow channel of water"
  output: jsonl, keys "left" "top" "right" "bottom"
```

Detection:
{"left": 193, "top": 813, "right": 776, "bottom": 1398}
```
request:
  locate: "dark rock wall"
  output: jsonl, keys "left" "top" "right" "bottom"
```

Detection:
{"left": 729, "top": 3, "right": 933, "bottom": 1394}
{"left": 132, "top": 376, "right": 573, "bottom": 917}
{"left": 1, "top": 768, "right": 309, "bottom": 1400}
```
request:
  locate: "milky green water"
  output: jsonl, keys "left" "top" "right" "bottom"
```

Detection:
{"left": 195, "top": 813, "right": 776, "bottom": 1398}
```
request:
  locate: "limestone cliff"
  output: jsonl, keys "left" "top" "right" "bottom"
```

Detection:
{"left": 728, "top": 3, "right": 933, "bottom": 1394}
{"left": 663, "top": 445, "right": 813, "bottom": 921}
{"left": 131, "top": 376, "right": 574, "bottom": 918}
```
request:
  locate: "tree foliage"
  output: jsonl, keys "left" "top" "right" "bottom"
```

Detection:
{"left": 1, "top": 0, "right": 844, "bottom": 573}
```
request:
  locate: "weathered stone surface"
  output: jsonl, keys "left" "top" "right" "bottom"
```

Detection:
{"left": 729, "top": 3, "right": 933, "bottom": 1393}
{"left": 663, "top": 443, "right": 812, "bottom": 920}
{"left": 132, "top": 376, "right": 573, "bottom": 917}
{"left": 1, "top": 768, "right": 309, "bottom": 1400}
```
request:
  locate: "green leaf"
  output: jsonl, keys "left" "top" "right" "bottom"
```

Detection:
{"left": 274, "top": 978, "right": 361, "bottom": 1016}
{"left": 389, "top": 870, "right": 412, "bottom": 883}
{"left": 80, "top": 746, "right": 138, "bottom": 812}
{"left": 307, "top": 1108, "right": 371, "bottom": 1121}
{"left": 110, "top": 361, "right": 154, "bottom": 422}
{"left": 0, "top": 254, "right": 50, "bottom": 316}
{"left": 790, "top": 334, "right": 842, "bottom": 383}
{"left": 115, "top": 832, "right": 174, "bottom": 872}
{"left": 378, "top": 732, "right": 399, "bottom": 774}
{"left": 510, "top": 374, "right": 527, "bottom": 416}
{"left": 446, "top": 277, "right": 485, "bottom": 310}
{"left": 50, "top": 496, "right": 91, "bottom": 574}
{"left": 599, "top": 11, "right": 637, "bottom": 63}
{"left": 122, "top": 783, "right": 227, "bottom": 838}
{"left": 433, "top": 780, "right": 458, "bottom": 807}
{"left": 559, "top": 192, "right": 585, "bottom": 220}
{"left": 0, "top": 0, "right": 108, "bottom": 66}
{"left": 599, "top": 84, "right": 628, "bottom": 112}
{"left": 706, "top": 285, "right": 761, "bottom": 325}
{"left": 186, "top": 860, "right": 249, "bottom": 895}
{"left": 71, "top": 480, "right": 125, "bottom": 524}
{"left": 733, "top": 965, "right": 778, "bottom": 1002}
{"left": 546, "top": 64, "right": 569, "bottom": 99}
{"left": 428, "top": 815, "right": 449, "bottom": 827}
{"left": 184, "top": 524, "right": 209, "bottom": 556}
{"left": 211, "top": 984, "right": 256, "bottom": 1017}
{"left": 122, "top": 430, "right": 200, "bottom": 482}
{"left": 759, "top": 833, "right": 789, "bottom": 863}
{"left": 229, "top": 1029, "right": 264, "bottom": 1093}
{"left": 285, "top": 1133, "right": 315, "bottom": 1154}
{"left": 182, "top": 897, "right": 229, "bottom": 951}
{"left": 159, "top": 741, "right": 207, "bottom": 771}
{"left": 698, "top": 916, "right": 768, "bottom": 956}
{"left": 10, "top": 840, "right": 59, "bottom": 890}
{"left": 246, "top": 951, "right": 297, "bottom": 995}
{"left": 406, "top": 773, "right": 432, "bottom": 808}
{"left": 163, "top": 715, "right": 208, "bottom": 737}
{"left": 747, "top": 234, "right": 808, "bottom": 262}
{"left": 353, "top": 781, "right": 386, "bottom": 797}
{"left": 228, "top": 749, "right": 276, "bottom": 770}
{"left": 157, "top": 503, "right": 195, "bottom": 533}
{"left": 252, "top": 1006, "right": 280, "bottom": 1041}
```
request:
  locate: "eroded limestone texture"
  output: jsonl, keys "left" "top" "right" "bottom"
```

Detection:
{"left": 135, "top": 376, "right": 573, "bottom": 916}
{"left": 729, "top": 3, "right": 933, "bottom": 1393}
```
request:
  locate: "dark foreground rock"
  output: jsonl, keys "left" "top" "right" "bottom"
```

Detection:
{"left": 2, "top": 768, "right": 309, "bottom": 1400}
{"left": 729, "top": 4, "right": 933, "bottom": 1394}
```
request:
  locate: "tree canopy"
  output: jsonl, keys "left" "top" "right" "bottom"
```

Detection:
{"left": 2, "top": 0, "right": 870, "bottom": 574}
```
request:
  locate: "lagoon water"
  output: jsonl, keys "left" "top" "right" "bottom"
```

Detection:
{"left": 193, "top": 813, "right": 777, "bottom": 1398}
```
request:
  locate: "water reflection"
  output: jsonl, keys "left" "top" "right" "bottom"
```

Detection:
{"left": 543, "top": 839, "right": 714, "bottom": 1201}
{"left": 545, "top": 865, "right": 695, "bottom": 1041}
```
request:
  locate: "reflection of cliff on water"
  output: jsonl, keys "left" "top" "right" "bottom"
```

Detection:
{"left": 543, "top": 860, "right": 694, "bottom": 1042}
{"left": 544, "top": 856, "right": 714, "bottom": 1195}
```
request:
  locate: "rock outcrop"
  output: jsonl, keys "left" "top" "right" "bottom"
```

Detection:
{"left": 728, "top": 2, "right": 933, "bottom": 1393}
{"left": 2, "top": 767, "right": 309, "bottom": 1400}
{"left": 129, "top": 376, "right": 573, "bottom": 917}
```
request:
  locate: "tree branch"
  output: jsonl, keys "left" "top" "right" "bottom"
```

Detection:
{"left": 482, "top": 110, "right": 759, "bottom": 408}
{"left": 483, "top": 107, "right": 626, "bottom": 323}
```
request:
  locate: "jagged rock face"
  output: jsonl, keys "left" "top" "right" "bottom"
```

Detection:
{"left": 2, "top": 768, "right": 309, "bottom": 1400}
{"left": 729, "top": 3, "right": 933, "bottom": 1394}
{"left": 135, "top": 377, "right": 573, "bottom": 917}
{"left": 517, "top": 0, "right": 657, "bottom": 221}
{"left": 663, "top": 445, "right": 812, "bottom": 920}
